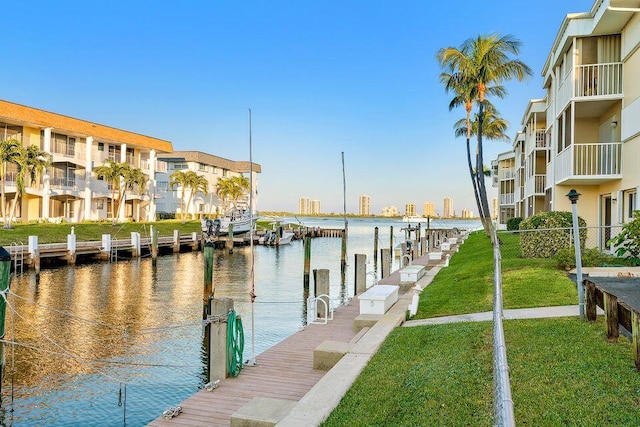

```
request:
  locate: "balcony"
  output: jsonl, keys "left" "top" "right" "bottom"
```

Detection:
{"left": 555, "top": 142, "right": 622, "bottom": 185}
{"left": 500, "top": 193, "right": 515, "bottom": 205}
{"left": 524, "top": 174, "right": 546, "bottom": 196}
{"left": 498, "top": 169, "right": 515, "bottom": 181}
{"left": 50, "top": 176, "right": 86, "bottom": 192}
{"left": 556, "top": 62, "right": 623, "bottom": 114}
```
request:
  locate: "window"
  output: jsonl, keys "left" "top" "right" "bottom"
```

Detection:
{"left": 173, "top": 163, "right": 188, "bottom": 170}
{"left": 157, "top": 181, "right": 169, "bottom": 191}
{"left": 98, "top": 142, "right": 105, "bottom": 151}
{"left": 198, "top": 163, "right": 207, "bottom": 172}
{"left": 626, "top": 190, "right": 637, "bottom": 221}
{"left": 96, "top": 200, "right": 104, "bottom": 210}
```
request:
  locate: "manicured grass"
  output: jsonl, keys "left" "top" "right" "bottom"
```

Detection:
{"left": 322, "top": 322, "right": 494, "bottom": 427}
{"left": 325, "top": 318, "right": 640, "bottom": 426}
{"left": 413, "top": 232, "right": 577, "bottom": 319}
{"left": 0, "top": 220, "right": 203, "bottom": 246}
{"left": 506, "top": 318, "right": 640, "bottom": 426}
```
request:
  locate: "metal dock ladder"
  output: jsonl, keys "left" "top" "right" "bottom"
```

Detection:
{"left": 11, "top": 242, "right": 24, "bottom": 274}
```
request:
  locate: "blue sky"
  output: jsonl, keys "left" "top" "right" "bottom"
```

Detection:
{"left": 4, "top": 0, "right": 592, "bottom": 215}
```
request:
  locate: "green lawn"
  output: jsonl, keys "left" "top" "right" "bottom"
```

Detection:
{"left": 414, "top": 231, "right": 577, "bottom": 318}
{"left": 0, "top": 220, "right": 203, "bottom": 246}
{"left": 324, "top": 318, "right": 640, "bottom": 426}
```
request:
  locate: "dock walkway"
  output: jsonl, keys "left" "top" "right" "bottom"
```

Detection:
{"left": 148, "top": 236, "right": 461, "bottom": 427}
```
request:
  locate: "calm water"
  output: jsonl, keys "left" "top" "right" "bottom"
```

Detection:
{"left": 1, "top": 217, "right": 479, "bottom": 426}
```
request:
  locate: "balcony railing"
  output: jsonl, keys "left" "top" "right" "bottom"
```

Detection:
{"left": 156, "top": 160, "right": 167, "bottom": 173}
{"left": 498, "top": 169, "right": 515, "bottom": 180}
{"left": 500, "top": 193, "right": 514, "bottom": 205}
{"left": 535, "top": 130, "right": 547, "bottom": 149}
{"left": 575, "top": 63, "right": 623, "bottom": 98}
{"left": 524, "top": 174, "right": 546, "bottom": 196}
{"left": 555, "top": 142, "right": 622, "bottom": 183}
{"left": 50, "top": 177, "right": 86, "bottom": 191}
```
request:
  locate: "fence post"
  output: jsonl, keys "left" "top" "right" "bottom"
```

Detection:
{"left": 604, "top": 291, "right": 619, "bottom": 342}
{"left": 632, "top": 310, "right": 640, "bottom": 371}
{"left": 585, "top": 280, "right": 597, "bottom": 321}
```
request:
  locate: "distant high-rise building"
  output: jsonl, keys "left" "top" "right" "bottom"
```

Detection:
{"left": 359, "top": 195, "right": 371, "bottom": 216}
{"left": 299, "top": 197, "right": 310, "bottom": 215}
{"left": 443, "top": 197, "right": 454, "bottom": 218}
{"left": 405, "top": 203, "right": 416, "bottom": 217}
{"left": 310, "top": 200, "right": 321, "bottom": 215}
{"left": 461, "top": 209, "right": 474, "bottom": 219}
{"left": 423, "top": 201, "right": 435, "bottom": 217}
{"left": 381, "top": 206, "right": 399, "bottom": 217}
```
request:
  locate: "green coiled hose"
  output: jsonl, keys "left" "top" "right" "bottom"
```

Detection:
{"left": 226, "top": 310, "right": 244, "bottom": 377}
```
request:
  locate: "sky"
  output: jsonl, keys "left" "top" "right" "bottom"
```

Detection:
{"left": 3, "top": 0, "right": 594, "bottom": 215}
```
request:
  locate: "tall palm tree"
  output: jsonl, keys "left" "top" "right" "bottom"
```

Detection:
{"left": 0, "top": 138, "right": 23, "bottom": 226}
{"left": 7, "top": 145, "right": 51, "bottom": 227}
{"left": 215, "top": 175, "right": 250, "bottom": 213}
{"left": 94, "top": 160, "right": 125, "bottom": 222}
{"left": 119, "top": 164, "right": 147, "bottom": 221}
{"left": 437, "top": 34, "right": 531, "bottom": 241}
{"left": 170, "top": 170, "right": 208, "bottom": 222}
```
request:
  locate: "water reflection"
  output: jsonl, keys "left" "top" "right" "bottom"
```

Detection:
{"left": 1, "top": 217, "right": 479, "bottom": 426}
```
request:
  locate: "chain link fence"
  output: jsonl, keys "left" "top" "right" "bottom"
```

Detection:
{"left": 498, "top": 225, "right": 625, "bottom": 263}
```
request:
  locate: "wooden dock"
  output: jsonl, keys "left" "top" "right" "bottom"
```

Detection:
{"left": 148, "top": 302, "right": 360, "bottom": 427}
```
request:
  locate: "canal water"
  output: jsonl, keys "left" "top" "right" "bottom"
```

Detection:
{"left": 1, "top": 217, "right": 479, "bottom": 426}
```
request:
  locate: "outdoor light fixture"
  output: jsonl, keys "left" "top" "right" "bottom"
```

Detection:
{"left": 566, "top": 189, "right": 580, "bottom": 203}
{"left": 611, "top": 120, "right": 618, "bottom": 128}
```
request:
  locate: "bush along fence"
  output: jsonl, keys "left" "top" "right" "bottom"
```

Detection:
{"left": 584, "top": 279, "right": 640, "bottom": 370}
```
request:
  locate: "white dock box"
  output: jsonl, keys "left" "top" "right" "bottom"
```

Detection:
{"left": 448, "top": 237, "right": 458, "bottom": 245}
{"left": 400, "top": 265, "right": 425, "bottom": 283}
{"left": 429, "top": 251, "right": 442, "bottom": 260}
{"left": 440, "top": 242, "right": 451, "bottom": 251}
{"left": 359, "top": 285, "right": 399, "bottom": 315}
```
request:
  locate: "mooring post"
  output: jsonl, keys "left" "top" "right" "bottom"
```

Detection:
{"left": 416, "top": 223, "right": 421, "bottom": 257}
{"left": 202, "top": 220, "right": 216, "bottom": 382}
{"left": 314, "top": 269, "right": 330, "bottom": 319}
{"left": 226, "top": 224, "right": 234, "bottom": 254}
{"left": 380, "top": 248, "right": 391, "bottom": 278}
{"left": 67, "top": 229, "right": 77, "bottom": 265}
{"left": 0, "top": 247, "right": 10, "bottom": 400}
{"left": 340, "top": 229, "right": 347, "bottom": 275}
{"left": 151, "top": 225, "right": 158, "bottom": 264}
{"left": 209, "top": 298, "right": 234, "bottom": 382}
{"left": 389, "top": 226, "right": 394, "bottom": 260}
{"left": 373, "top": 227, "right": 379, "bottom": 271}
{"left": 28, "top": 236, "right": 40, "bottom": 276}
{"left": 303, "top": 233, "right": 311, "bottom": 293}
{"left": 173, "top": 230, "right": 180, "bottom": 253}
{"left": 354, "top": 254, "right": 366, "bottom": 295}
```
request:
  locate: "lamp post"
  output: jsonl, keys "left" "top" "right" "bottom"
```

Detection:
{"left": 567, "top": 189, "right": 584, "bottom": 321}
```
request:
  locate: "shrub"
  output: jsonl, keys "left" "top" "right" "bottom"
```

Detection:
{"left": 507, "top": 217, "right": 523, "bottom": 231}
{"left": 554, "top": 247, "right": 620, "bottom": 270}
{"left": 608, "top": 210, "right": 640, "bottom": 266}
{"left": 520, "top": 211, "right": 586, "bottom": 258}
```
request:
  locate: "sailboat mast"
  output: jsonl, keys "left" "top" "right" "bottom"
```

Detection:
{"left": 248, "top": 108, "right": 256, "bottom": 365}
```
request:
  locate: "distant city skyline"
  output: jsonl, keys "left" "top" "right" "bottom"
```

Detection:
{"left": 358, "top": 195, "right": 371, "bottom": 216}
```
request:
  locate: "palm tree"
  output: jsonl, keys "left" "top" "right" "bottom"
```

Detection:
{"left": 170, "top": 170, "right": 208, "bottom": 223}
{"left": 437, "top": 34, "right": 532, "bottom": 241}
{"left": 94, "top": 160, "right": 125, "bottom": 222}
{"left": 215, "top": 175, "right": 250, "bottom": 213}
{"left": 7, "top": 145, "right": 51, "bottom": 227}
{"left": 0, "top": 138, "right": 23, "bottom": 226}
{"left": 453, "top": 107, "right": 509, "bottom": 228}
{"left": 119, "top": 164, "right": 147, "bottom": 221}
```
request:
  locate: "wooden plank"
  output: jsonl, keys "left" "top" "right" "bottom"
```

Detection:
{"left": 147, "top": 302, "right": 361, "bottom": 426}
{"left": 604, "top": 291, "right": 619, "bottom": 342}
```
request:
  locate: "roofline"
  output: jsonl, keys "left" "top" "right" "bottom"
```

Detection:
{"left": 157, "top": 150, "right": 262, "bottom": 173}
{"left": 0, "top": 99, "right": 173, "bottom": 152}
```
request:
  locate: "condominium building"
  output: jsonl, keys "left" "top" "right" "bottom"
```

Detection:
{"left": 423, "top": 201, "right": 435, "bottom": 217}
{"left": 0, "top": 99, "right": 172, "bottom": 223}
{"left": 310, "top": 200, "right": 321, "bottom": 215}
{"left": 461, "top": 209, "right": 474, "bottom": 219}
{"left": 491, "top": 0, "right": 640, "bottom": 249}
{"left": 491, "top": 151, "right": 516, "bottom": 225}
{"left": 443, "top": 197, "right": 454, "bottom": 218}
{"left": 299, "top": 197, "right": 310, "bottom": 215}
{"left": 359, "top": 195, "right": 371, "bottom": 216}
{"left": 381, "top": 206, "right": 399, "bottom": 217}
{"left": 156, "top": 151, "right": 261, "bottom": 218}
{"left": 405, "top": 203, "right": 416, "bottom": 217}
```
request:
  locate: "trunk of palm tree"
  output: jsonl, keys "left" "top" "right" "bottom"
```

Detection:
{"left": 1, "top": 162, "right": 7, "bottom": 225}
{"left": 466, "top": 138, "right": 488, "bottom": 230}
{"left": 184, "top": 191, "right": 195, "bottom": 224}
{"left": 476, "top": 102, "right": 496, "bottom": 244}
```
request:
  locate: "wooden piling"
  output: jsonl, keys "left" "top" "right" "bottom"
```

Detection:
{"left": 151, "top": 225, "right": 158, "bottom": 264}
{"left": 380, "top": 248, "right": 390, "bottom": 278}
{"left": 340, "top": 229, "right": 347, "bottom": 275}
{"left": 303, "top": 234, "right": 311, "bottom": 293}
{"left": 354, "top": 254, "right": 366, "bottom": 295}
{"left": 173, "top": 230, "right": 180, "bottom": 253}
{"left": 314, "top": 269, "right": 330, "bottom": 319}
{"left": 203, "top": 227, "right": 215, "bottom": 382}
{"left": 373, "top": 227, "right": 378, "bottom": 271}
{"left": 226, "top": 224, "right": 234, "bottom": 254}
{"left": 210, "top": 298, "right": 234, "bottom": 381}
{"left": 0, "top": 247, "right": 10, "bottom": 398}
{"left": 416, "top": 224, "right": 421, "bottom": 257}
{"left": 389, "top": 226, "right": 393, "bottom": 259}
